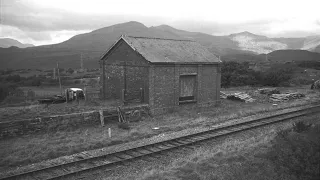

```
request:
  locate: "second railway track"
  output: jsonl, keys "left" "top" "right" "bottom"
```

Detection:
{"left": 1, "top": 104, "right": 320, "bottom": 180}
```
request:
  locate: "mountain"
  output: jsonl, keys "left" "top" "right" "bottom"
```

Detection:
{"left": 229, "top": 32, "right": 292, "bottom": 54}
{"left": 0, "top": 21, "right": 319, "bottom": 70}
{"left": 228, "top": 32, "right": 320, "bottom": 54}
{"left": 151, "top": 25, "right": 240, "bottom": 55}
{"left": 0, "top": 38, "right": 34, "bottom": 48}
{"left": 0, "top": 21, "right": 242, "bottom": 69}
{"left": 301, "top": 36, "right": 320, "bottom": 51}
{"left": 271, "top": 37, "right": 305, "bottom": 49}
{"left": 267, "top": 50, "right": 320, "bottom": 63}
{"left": 54, "top": 21, "right": 182, "bottom": 52}
{"left": 314, "top": 45, "right": 320, "bottom": 53}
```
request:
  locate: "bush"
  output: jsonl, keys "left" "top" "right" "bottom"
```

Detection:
{"left": 261, "top": 68, "right": 293, "bottom": 86}
{"left": 6, "top": 74, "right": 21, "bottom": 82}
{"left": 292, "top": 121, "right": 312, "bottom": 133}
{"left": 0, "top": 83, "right": 18, "bottom": 102}
{"left": 221, "top": 61, "right": 262, "bottom": 88}
{"left": 118, "top": 123, "right": 130, "bottom": 130}
{"left": 268, "top": 124, "right": 320, "bottom": 179}
{"left": 221, "top": 61, "right": 295, "bottom": 88}
{"left": 23, "top": 78, "right": 42, "bottom": 86}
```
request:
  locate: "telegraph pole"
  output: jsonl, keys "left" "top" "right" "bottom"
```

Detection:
{"left": 57, "top": 62, "right": 62, "bottom": 95}
{"left": 80, "top": 53, "right": 84, "bottom": 71}
{"left": 266, "top": 53, "right": 268, "bottom": 61}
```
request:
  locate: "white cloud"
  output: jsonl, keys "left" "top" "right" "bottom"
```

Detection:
{"left": 0, "top": 25, "right": 90, "bottom": 45}
{"left": 1, "top": 0, "right": 320, "bottom": 45}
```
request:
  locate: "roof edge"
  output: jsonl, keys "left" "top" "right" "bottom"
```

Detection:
{"left": 100, "top": 35, "right": 138, "bottom": 60}
{"left": 151, "top": 61, "right": 221, "bottom": 65}
{"left": 126, "top": 35, "right": 195, "bottom": 42}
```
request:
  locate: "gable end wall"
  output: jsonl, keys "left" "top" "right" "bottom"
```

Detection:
{"left": 149, "top": 64, "right": 220, "bottom": 115}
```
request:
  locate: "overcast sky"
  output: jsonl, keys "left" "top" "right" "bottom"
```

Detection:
{"left": 1, "top": 0, "right": 320, "bottom": 46}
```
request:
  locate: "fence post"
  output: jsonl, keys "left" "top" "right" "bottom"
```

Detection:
{"left": 140, "top": 88, "right": 144, "bottom": 103}
{"left": 99, "top": 110, "right": 105, "bottom": 127}
{"left": 121, "top": 89, "right": 125, "bottom": 106}
{"left": 76, "top": 91, "right": 80, "bottom": 105}
{"left": 108, "top": 128, "right": 111, "bottom": 138}
{"left": 84, "top": 87, "right": 87, "bottom": 102}
{"left": 65, "top": 89, "right": 69, "bottom": 103}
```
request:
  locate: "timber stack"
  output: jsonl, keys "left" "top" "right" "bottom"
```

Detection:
{"left": 270, "top": 92, "right": 305, "bottom": 102}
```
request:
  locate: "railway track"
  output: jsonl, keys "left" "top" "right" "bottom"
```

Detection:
{"left": 1, "top": 104, "right": 320, "bottom": 180}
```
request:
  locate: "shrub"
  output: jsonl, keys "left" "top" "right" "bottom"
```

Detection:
{"left": 292, "top": 121, "right": 312, "bottom": 133}
{"left": 118, "top": 123, "right": 130, "bottom": 130}
{"left": 0, "top": 83, "right": 18, "bottom": 102}
{"left": 6, "top": 74, "right": 21, "bottom": 82}
{"left": 268, "top": 124, "right": 320, "bottom": 179}
{"left": 221, "top": 61, "right": 262, "bottom": 88}
{"left": 261, "top": 67, "right": 293, "bottom": 87}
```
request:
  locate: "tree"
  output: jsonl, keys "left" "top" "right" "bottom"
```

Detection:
{"left": 66, "top": 68, "right": 74, "bottom": 74}
{"left": 6, "top": 75, "right": 21, "bottom": 82}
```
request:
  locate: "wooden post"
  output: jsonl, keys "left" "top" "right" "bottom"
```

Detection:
{"left": 84, "top": 87, "right": 87, "bottom": 102}
{"left": 140, "top": 88, "right": 144, "bottom": 103}
{"left": 108, "top": 128, "right": 111, "bottom": 138}
{"left": 99, "top": 110, "right": 105, "bottom": 126}
{"left": 121, "top": 89, "right": 125, "bottom": 105}
{"left": 57, "top": 62, "right": 62, "bottom": 95}
{"left": 76, "top": 91, "right": 80, "bottom": 105}
{"left": 65, "top": 88, "right": 69, "bottom": 103}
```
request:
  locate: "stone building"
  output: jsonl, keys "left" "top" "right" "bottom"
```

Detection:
{"left": 100, "top": 35, "right": 221, "bottom": 114}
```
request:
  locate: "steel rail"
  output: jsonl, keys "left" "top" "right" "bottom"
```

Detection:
{"left": 1, "top": 104, "right": 320, "bottom": 180}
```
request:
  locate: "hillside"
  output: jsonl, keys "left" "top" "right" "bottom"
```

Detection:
{"left": 249, "top": 50, "right": 320, "bottom": 71}
{"left": 229, "top": 31, "right": 288, "bottom": 54}
{"left": 0, "top": 38, "right": 34, "bottom": 48}
{"left": 0, "top": 21, "right": 320, "bottom": 69}
{"left": 301, "top": 36, "right": 320, "bottom": 51}
{"left": 0, "top": 21, "right": 242, "bottom": 69}
{"left": 314, "top": 45, "right": 320, "bottom": 53}
{"left": 267, "top": 50, "right": 320, "bottom": 63}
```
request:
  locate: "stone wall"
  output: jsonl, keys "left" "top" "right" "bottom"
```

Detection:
{"left": 0, "top": 105, "right": 149, "bottom": 139}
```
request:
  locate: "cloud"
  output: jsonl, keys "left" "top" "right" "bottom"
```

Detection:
{"left": 0, "top": 25, "right": 89, "bottom": 45}
{"left": 1, "top": 0, "right": 166, "bottom": 32}
{"left": 1, "top": 0, "right": 320, "bottom": 45}
{"left": 2, "top": 0, "right": 108, "bottom": 31}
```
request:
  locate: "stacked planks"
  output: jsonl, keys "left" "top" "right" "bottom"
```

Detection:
{"left": 270, "top": 92, "right": 305, "bottom": 102}
{"left": 226, "top": 92, "right": 256, "bottom": 103}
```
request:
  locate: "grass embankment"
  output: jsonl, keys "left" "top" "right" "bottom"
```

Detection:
{"left": 139, "top": 121, "right": 320, "bottom": 180}
{"left": 0, "top": 99, "right": 121, "bottom": 122}
{"left": 0, "top": 95, "right": 318, "bottom": 172}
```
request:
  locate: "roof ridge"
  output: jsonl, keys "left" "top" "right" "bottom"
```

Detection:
{"left": 125, "top": 35, "right": 195, "bottom": 42}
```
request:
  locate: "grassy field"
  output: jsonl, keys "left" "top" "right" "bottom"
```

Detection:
{"left": 0, "top": 85, "right": 317, "bottom": 122}
{"left": 0, "top": 89, "right": 319, "bottom": 172}
{"left": 138, "top": 119, "right": 320, "bottom": 180}
{"left": 0, "top": 85, "right": 319, "bottom": 172}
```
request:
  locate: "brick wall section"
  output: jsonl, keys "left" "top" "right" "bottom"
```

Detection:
{"left": 101, "top": 39, "right": 149, "bottom": 101}
{"left": 149, "top": 64, "right": 220, "bottom": 115}
{"left": 100, "top": 39, "right": 220, "bottom": 115}
{"left": 0, "top": 105, "right": 149, "bottom": 139}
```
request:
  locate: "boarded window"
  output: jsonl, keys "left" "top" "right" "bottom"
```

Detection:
{"left": 179, "top": 75, "right": 196, "bottom": 102}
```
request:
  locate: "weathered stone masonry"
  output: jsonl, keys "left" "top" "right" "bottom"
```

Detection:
{"left": 0, "top": 105, "right": 149, "bottom": 139}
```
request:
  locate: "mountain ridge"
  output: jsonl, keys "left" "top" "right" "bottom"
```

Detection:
{"left": 0, "top": 38, "right": 34, "bottom": 48}
{"left": 0, "top": 21, "right": 320, "bottom": 69}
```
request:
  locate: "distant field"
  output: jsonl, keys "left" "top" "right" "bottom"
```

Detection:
{"left": 20, "top": 86, "right": 98, "bottom": 97}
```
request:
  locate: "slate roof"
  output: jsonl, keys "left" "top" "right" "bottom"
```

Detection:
{"left": 102, "top": 35, "right": 221, "bottom": 64}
